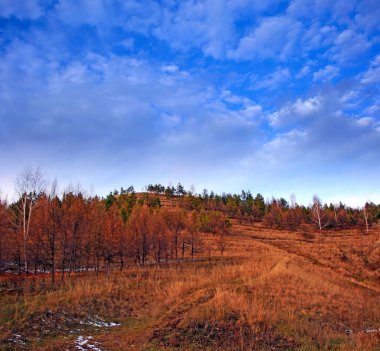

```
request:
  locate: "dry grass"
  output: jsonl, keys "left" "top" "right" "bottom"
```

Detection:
{"left": 1, "top": 224, "right": 379, "bottom": 350}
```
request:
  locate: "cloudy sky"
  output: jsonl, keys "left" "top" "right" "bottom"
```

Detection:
{"left": 0, "top": 0, "right": 379, "bottom": 205}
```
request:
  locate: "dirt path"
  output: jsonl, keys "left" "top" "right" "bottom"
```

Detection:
{"left": 80, "top": 232, "right": 380, "bottom": 350}
{"left": 234, "top": 228, "right": 380, "bottom": 294}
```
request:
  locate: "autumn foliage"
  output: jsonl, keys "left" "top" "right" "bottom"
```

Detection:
{"left": 1, "top": 179, "right": 379, "bottom": 285}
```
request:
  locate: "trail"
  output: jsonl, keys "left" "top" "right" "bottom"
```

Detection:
{"left": 92, "top": 226, "right": 379, "bottom": 350}
{"left": 233, "top": 227, "right": 380, "bottom": 294}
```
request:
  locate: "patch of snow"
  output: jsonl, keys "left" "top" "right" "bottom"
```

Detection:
{"left": 344, "top": 328, "right": 352, "bottom": 335}
{"left": 77, "top": 335, "right": 88, "bottom": 347}
{"left": 75, "top": 336, "right": 104, "bottom": 351}
{"left": 344, "top": 327, "right": 380, "bottom": 335}
{"left": 365, "top": 328, "right": 380, "bottom": 333}
{"left": 88, "top": 320, "right": 121, "bottom": 327}
{"left": 82, "top": 315, "right": 121, "bottom": 328}
{"left": 8, "top": 334, "right": 27, "bottom": 345}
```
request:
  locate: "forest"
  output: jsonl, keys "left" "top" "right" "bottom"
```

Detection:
{"left": 1, "top": 169, "right": 379, "bottom": 286}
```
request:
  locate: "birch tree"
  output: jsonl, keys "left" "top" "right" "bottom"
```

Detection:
{"left": 311, "top": 195, "right": 328, "bottom": 231}
{"left": 363, "top": 203, "right": 369, "bottom": 233}
{"left": 15, "top": 167, "right": 46, "bottom": 274}
{"left": 0, "top": 194, "right": 10, "bottom": 270}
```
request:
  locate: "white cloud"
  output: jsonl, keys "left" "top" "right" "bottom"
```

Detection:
{"left": 153, "top": 0, "right": 246, "bottom": 59}
{"left": 228, "top": 16, "right": 303, "bottom": 60}
{"left": 259, "top": 129, "right": 307, "bottom": 165}
{"left": 296, "top": 65, "right": 310, "bottom": 79}
{"left": 0, "top": 41, "right": 267, "bottom": 194}
{"left": 360, "top": 65, "right": 380, "bottom": 84}
{"left": 270, "top": 96, "right": 322, "bottom": 127}
{"left": 239, "top": 104, "right": 263, "bottom": 120}
{"left": 266, "top": 89, "right": 380, "bottom": 173}
{"left": 330, "top": 29, "right": 371, "bottom": 63}
{"left": 313, "top": 65, "right": 340, "bottom": 82}
{"left": 357, "top": 54, "right": 380, "bottom": 85}
{"left": 340, "top": 90, "right": 358, "bottom": 103}
{"left": 1, "top": 0, "right": 380, "bottom": 203}
{"left": 293, "top": 97, "right": 322, "bottom": 115}
{"left": 161, "top": 65, "right": 179, "bottom": 73}
{"left": 371, "top": 54, "right": 380, "bottom": 66}
{"left": 253, "top": 68, "right": 291, "bottom": 90}
{"left": 221, "top": 90, "right": 246, "bottom": 105}
{"left": 355, "top": 0, "right": 380, "bottom": 33}
{"left": 356, "top": 117, "right": 374, "bottom": 127}
{"left": 366, "top": 103, "right": 380, "bottom": 115}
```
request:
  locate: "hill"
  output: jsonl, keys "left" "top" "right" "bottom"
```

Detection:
{"left": 0, "top": 192, "right": 379, "bottom": 350}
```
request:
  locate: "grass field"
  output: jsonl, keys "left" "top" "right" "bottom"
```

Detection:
{"left": 1, "top": 223, "right": 379, "bottom": 350}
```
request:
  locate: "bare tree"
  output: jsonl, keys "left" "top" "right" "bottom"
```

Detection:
{"left": 189, "top": 184, "right": 196, "bottom": 196}
{"left": 311, "top": 195, "right": 328, "bottom": 231}
{"left": 290, "top": 193, "right": 297, "bottom": 208}
{"left": 15, "top": 167, "right": 46, "bottom": 274}
{"left": 162, "top": 209, "right": 185, "bottom": 261}
{"left": 363, "top": 203, "right": 369, "bottom": 233}
{"left": 0, "top": 193, "right": 9, "bottom": 271}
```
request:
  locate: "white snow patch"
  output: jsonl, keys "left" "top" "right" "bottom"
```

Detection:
{"left": 344, "top": 327, "right": 380, "bottom": 336}
{"left": 344, "top": 328, "right": 353, "bottom": 335}
{"left": 82, "top": 315, "right": 121, "bottom": 328}
{"left": 75, "top": 336, "right": 104, "bottom": 351}
{"left": 8, "top": 334, "right": 26, "bottom": 345}
{"left": 365, "top": 328, "right": 380, "bottom": 334}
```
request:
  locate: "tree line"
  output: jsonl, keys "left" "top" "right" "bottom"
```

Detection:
{"left": 157, "top": 187, "right": 379, "bottom": 232}
{"left": 1, "top": 169, "right": 379, "bottom": 285}
{"left": 0, "top": 169, "right": 232, "bottom": 285}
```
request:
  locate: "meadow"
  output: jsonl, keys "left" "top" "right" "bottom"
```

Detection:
{"left": 1, "top": 221, "right": 379, "bottom": 351}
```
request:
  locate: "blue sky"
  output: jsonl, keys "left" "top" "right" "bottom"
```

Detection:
{"left": 0, "top": 0, "right": 379, "bottom": 205}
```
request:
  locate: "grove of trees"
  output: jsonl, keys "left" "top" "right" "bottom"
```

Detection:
{"left": 1, "top": 171, "right": 379, "bottom": 285}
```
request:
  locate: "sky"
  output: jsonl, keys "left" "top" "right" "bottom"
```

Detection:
{"left": 0, "top": 0, "right": 379, "bottom": 206}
